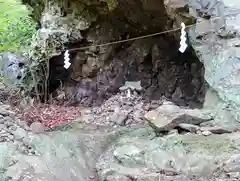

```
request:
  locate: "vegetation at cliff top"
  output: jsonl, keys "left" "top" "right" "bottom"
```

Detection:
{"left": 0, "top": 0, "right": 36, "bottom": 53}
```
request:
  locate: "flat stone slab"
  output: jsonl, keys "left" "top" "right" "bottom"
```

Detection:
{"left": 144, "top": 103, "right": 213, "bottom": 131}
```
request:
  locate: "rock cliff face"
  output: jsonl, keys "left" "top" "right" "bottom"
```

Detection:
{"left": 1, "top": 1, "right": 240, "bottom": 180}
{"left": 164, "top": 0, "right": 240, "bottom": 130}
{"left": 21, "top": 0, "right": 207, "bottom": 108}
{"left": 19, "top": 0, "right": 240, "bottom": 117}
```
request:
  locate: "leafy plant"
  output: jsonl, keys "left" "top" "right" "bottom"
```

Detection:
{"left": 0, "top": 0, "right": 36, "bottom": 53}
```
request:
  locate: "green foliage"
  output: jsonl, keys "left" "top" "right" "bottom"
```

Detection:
{"left": 0, "top": 0, "right": 36, "bottom": 53}
{"left": 106, "top": 0, "right": 117, "bottom": 11}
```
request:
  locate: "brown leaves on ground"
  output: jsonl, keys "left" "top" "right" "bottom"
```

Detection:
{"left": 15, "top": 104, "right": 82, "bottom": 129}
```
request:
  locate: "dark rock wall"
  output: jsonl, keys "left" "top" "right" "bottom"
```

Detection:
{"left": 62, "top": 36, "right": 206, "bottom": 108}
{"left": 22, "top": 0, "right": 206, "bottom": 107}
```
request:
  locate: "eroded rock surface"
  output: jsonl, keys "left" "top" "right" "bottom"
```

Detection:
{"left": 97, "top": 129, "right": 240, "bottom": 181}
{"left": 0, "top": 104, "right": 126, "bottom": 180}
{"left": 2, "top": 0, "right": 240, "bottom": 181}
{"left": 0, "top": 91, "right": 238, "bottom": 180}
{"left": 188, "top": 0, "right": 240, "bottom": 113}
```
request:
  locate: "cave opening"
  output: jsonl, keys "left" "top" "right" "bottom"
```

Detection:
{"left": 48, "top": 34, "right": 207, "bottom": 109}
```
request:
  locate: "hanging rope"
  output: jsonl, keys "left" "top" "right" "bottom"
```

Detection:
{"left": 64, "top": 12, "right": 239, "bottom": 52}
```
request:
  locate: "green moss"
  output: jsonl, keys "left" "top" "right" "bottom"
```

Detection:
{"left": 0, "top": 0, "right": 36, "bottom": 53}
{"left": 106, "top": 0, "right": 117, "bottom": 11}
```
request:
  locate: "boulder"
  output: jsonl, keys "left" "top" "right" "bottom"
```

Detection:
{"left": 187, "top": 0, "right": 240, "bottom": 118}
{"left": 164, "top": 0, "right": 240, "bottom": 134}
{"left": 144, "top": 103, "right": 212, "bottom": 132}
{"left": 0, "top": 52, "right": 27, "bottom": 88}
{"left": 201, "top": 88, "right": 240, "bottom": 132}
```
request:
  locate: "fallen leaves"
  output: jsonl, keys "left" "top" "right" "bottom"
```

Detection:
{"left": 15, "top": 104, "right": 81, "bottom": 129}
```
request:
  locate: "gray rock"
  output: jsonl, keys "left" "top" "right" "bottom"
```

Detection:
{"left": 168, "top": 129, "right": 179, "bottom": 135}
{"left": 80, "top": 92, "right": 149, "bottom": 126}
{"left": 105, "top": 174, "right": 132, "bottom": 181}
{"left": 187, "top": 0, "right": 240, "bottom": 123}
{"left": 136, "top": 174, "right": 191, "bottom": 181}
{"left": 223, "top": 154, "right": 240, "bottom": 173}
{"left": 144, "top": 103, "right": 212, "bottom": 131}
{"left": 178, "top": 123, "right": 200, "bottom": 133}
{"left": 0, "top": 103, "right": 238, "bottom": 181}
{"left": 0, "top": 124, "right": 4, "bottom": 131}
{"left": 97, "top": 128, "right": 240, "bottom": 181}
{"left": 199, "top": 88, "right": 240, "bottom": 132}
{"left": 30, "top": 122, "right": 45, "bottom": 133}
{"left": 203, "top": 88, "right": 221, "bottom": 109}
{"left": 171, "top": 87, "right": 185, "bottom": 106}
{"left": 0, "top": 109, "right": 13, "bottom": 116}
{"left": 0, "top": 105, "right": 11, "bottom": 111}
{"left": 0, "top": 53, "right": 27, "bottom": 88}
{"left": 201, "top": 130, "right": 212, "bottom": 136}
{"left": 164, "top": 0, "right": 240, "bottom": 136}
{"left": 200, "top": 126, "right": 232, "bottom": 134}
{"left": 0, "top": 83, "right": 5, "bottom": 90}
{"left": 119, "top": 81, "right": 143, "bottom": 92}
{"left": 0, "top": 121, "right": 128, "bottom": 181}
{"left": 11, "top": 127, "right": 28, "bottom": 140}
{"left": 113, "top": 144, "right": 146, "bottom": 166}
{"left": 111, "top": 111, "right": 130, "bottom": 126}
